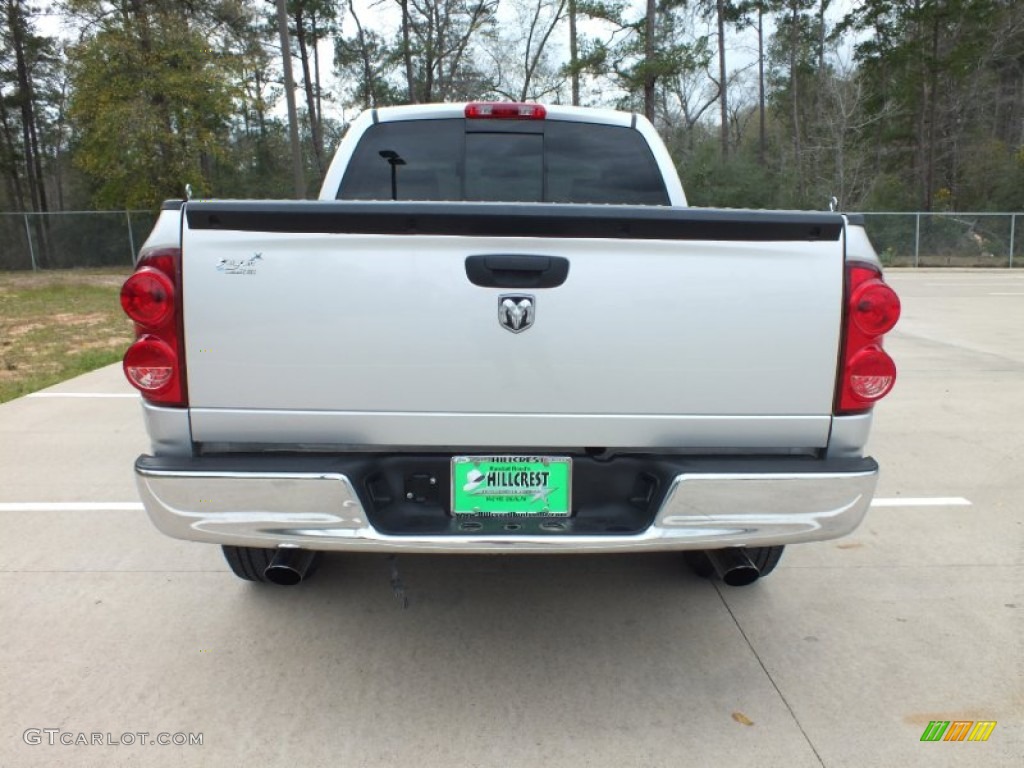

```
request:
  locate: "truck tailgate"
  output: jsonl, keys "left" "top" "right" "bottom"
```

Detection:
{"left": 181, "top": 202, "right": 845, "bottom": 449}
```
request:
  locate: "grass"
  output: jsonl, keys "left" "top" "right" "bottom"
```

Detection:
{"left": 0, "top": 268, "right": 134, "bottom": 403}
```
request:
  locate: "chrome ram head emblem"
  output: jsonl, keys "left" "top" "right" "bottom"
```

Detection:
{"left": 498, "top": 294, "right": 535, "bottom": 333}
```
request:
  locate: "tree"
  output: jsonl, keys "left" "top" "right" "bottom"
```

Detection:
{"left": 335, "top": 0, "right": 405, "bottom": 109}
{"left": 1, "top": 0, "right": 58, "bottom": 263}
{"left": 485, "top": 0, "right": 567, "bottom": 102}
{"left": 0, "top": 72, "right": 27, "bottom": 210}
{"left": 843, "top": 0, "right": 1024, "bottom": 210}
{"left": 715, "top": 0, "right": 728, "bottom": 155}
{"left": 734, "top": 0, "right": 769, "bottom": 161}
{"left": 394, "top": 0, "right": 498, "bottom": 103}
{"left": 604, "top": 0, "right": 703, "bottom": 120}
{"left": 567, "top": 0, "right": 579, "bottom": 103}
{"left": 274, "top": 0, "right": 338, "bottom": 180}
{"left": 813, "top": 63, "right": 883, "bottom": 208}
{"left": 643, "top": 0, "right": 655, "bottom": 120}
{"left": 0, "top": 0, "right": 1015, "bottom": 218}
{"left": 2, "top": 0, "right": 47, "bottom": 214}
{"left": 766, "top": 0, "right": 816, "bottom": 204}
{"left": 657, "top": 2, "right": 716, "bottom": 137}
{"left": 66, "top": 1, "right": 239, "bottom": 208}
{"left": 202, "top": 1, "right": 307, "bottom": 199}
{"left": 561, "top": 0, "right": 630, "bottom": 107}
{"left": 275, "top": 0, "right": 306, "bottom": 196}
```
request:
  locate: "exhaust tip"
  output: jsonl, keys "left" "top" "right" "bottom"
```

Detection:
{"left": 721, "top": 564, "right": 760, "bottom": 587}
{"left": 264, "top": 548, "right": 317, "bottom": 586}
{"left": 705, "top": 548, "right": 761, "bottom": 587}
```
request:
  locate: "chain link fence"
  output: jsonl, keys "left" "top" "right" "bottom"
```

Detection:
{"left": 0, "top": 209, "right": 1020, "bottom": 270}
{"left": 0, "top": 211, "right": 157, "bottom": 271}
{"left": 860, "top": 212, "right": 1020, "bottom": 268}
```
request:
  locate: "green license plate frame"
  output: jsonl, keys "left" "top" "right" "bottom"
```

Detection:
{"left": 451, "top": 456, "right": 572, "bottom": 517}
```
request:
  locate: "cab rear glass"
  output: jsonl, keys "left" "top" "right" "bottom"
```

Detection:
{"left": 337, "top": 118, "right": 670, "bottom": 205}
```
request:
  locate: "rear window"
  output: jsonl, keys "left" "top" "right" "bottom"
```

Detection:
{"left": 338, "top": 118, "right": 669, "bottom": 205}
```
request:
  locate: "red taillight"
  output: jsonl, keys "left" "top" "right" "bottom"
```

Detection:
{"left": 847, "top": 345, "right": 897, "bottom": 401}
{"left": 121, "top": 247, "right": 186, "bottom": 406}
{"left": 120, "top": 267, "right": 174, "bottom": 329}
{"left": 465, "top": 102, "right": 546, "bottom": 120}
{"left": 850, "top": 278, "right": 900, "bottom": 336}
{"left": 124, "top": 336, "right": 176, "bottom": 392}
{"left": 837, "top": 264, "right": 900, "bottom": 414}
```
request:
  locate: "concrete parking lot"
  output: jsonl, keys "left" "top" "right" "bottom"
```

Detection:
{"left": 0, "top": 269, "right": 1021, "bottom": 767}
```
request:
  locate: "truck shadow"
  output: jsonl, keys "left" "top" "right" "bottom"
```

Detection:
{"left": 221, "top": 553, "right": 764, "bottom": 727}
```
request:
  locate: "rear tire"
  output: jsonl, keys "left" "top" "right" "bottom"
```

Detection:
{"left": 222, "top": 545, "right": 321, "bottom": 584}
{"left": 746, "top": 545, "right": 784, "bottom": 578}
{"left": 684, "top": 546, "right": 785, "bottom": 582}
{"left": 683, "top": 550, "right": 715, "bottom": 579}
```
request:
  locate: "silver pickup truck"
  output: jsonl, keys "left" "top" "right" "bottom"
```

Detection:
{"left": 120, "top": 102, "right": 900, "bottom": 588}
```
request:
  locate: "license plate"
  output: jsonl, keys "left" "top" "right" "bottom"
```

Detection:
{"left": 451, "top": 456, "right": 571, "bottom": 516}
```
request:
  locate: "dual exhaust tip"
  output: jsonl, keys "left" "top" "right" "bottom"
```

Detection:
{"left": 261, "top": 546, "right": 761, "bottom": 588}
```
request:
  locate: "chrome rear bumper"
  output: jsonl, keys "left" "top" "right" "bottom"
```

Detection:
{"left": 135, "top": 456, "right": 877, "bottom": 554}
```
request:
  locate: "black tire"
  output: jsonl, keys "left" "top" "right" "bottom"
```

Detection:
{"left": 683, "top": 550, "right": 715, "bottom": 579}
{"left": 747, "top": 545, "right": 784, "bottom": 578}
{"left": 684, "top": 546, "right": 785, "bottom": 582}
{"left": 221, "top": 545, "right": 321, "bottom": 584}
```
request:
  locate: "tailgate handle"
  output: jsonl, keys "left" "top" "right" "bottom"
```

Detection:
{"left": 465, "top": 254, "right": 570, "bottom": 289}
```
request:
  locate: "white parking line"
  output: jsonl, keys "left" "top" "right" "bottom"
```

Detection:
{"left": 870, "top": 497, "right": 971, "bottom": 507}
{"left": 909, "top": 275, "right": 1024, "bottom": 280}
{"left": 0, "top": 502, "right": 145, "bottom": 512}
{"left": 27, "top": 393, "right": 138, "bottom": 399}
{"left": 989, "top": 292, "right": 1024, "bottom": 296}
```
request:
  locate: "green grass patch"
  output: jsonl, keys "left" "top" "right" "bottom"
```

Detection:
{"left": 0, "top": 269, "right": 134, "bottom": 403}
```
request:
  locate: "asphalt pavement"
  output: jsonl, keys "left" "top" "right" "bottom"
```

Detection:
{"left": 0, "top": 269, "right": 1021, "bottom": 767}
